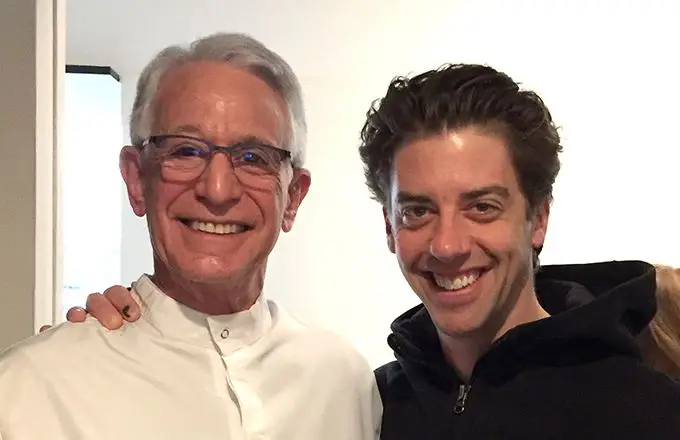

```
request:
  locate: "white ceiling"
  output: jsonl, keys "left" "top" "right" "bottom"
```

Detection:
{"left": 73, "top": 0, "right": 600, "bottom": 86}
{"left": 66, "top": 0, "right": 679, "bottom": 104}
{"left": 65, "top": 0, "right": 444, "bottom": 81}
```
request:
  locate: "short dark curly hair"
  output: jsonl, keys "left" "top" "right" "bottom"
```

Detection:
{"left": 358, "top": 63, "right": 563, "bottom": 214}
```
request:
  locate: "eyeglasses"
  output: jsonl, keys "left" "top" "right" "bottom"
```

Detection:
{"left": 141, "top": 134, "right": 292, "bottom": 185}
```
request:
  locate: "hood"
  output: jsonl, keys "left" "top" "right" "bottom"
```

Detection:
{"left": 387, "top": 260, "right": 657, "bottom": 385}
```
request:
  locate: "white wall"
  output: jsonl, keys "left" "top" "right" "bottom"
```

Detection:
{"left": 111, "top": 0, "right": 680, "bottom": 368}
{"left": 60, "top": 71, "right": 123, "bottom": 318}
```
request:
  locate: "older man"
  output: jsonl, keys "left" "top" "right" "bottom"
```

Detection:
{"left": 0, "top": 33, "right": 381, "bottom": 440}
{"left": 67, "top": 63, "right": 680, "bottom": 439}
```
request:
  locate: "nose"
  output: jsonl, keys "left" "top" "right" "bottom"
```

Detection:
{"left": 429, "top": 214, "right": 472, "bottom": 263}
{"left": 194, "top": 153, "right": 244, "bottom": 208}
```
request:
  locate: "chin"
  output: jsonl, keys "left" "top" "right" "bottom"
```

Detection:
{"left": 170, "top": 256, "right": 243, "bottom": 284}
{"left": 429, "top": 307, "right": 487, "bottom": 339}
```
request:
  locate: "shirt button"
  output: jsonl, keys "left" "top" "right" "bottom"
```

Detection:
{"left": 220, "top": 328, "right": 230, "bottom": 339}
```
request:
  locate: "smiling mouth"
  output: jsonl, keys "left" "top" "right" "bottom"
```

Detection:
{"left": 179, "top": 219, "right": 251, "bottom": 235}
{"left": 431, "top": 269, "right": 486, "bottom": 291}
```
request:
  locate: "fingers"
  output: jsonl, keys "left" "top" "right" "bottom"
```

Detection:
{"left": 40, "top": 306, "right": 86, "bottom": 333}
{"left": 103, "top": 285, "right": 141, "bottom": 321}
{"left": 65, "top": 306, "right": 87, "bottom": 322}
{"left": 85, "top": 292, "right": 125, "bottom": 330}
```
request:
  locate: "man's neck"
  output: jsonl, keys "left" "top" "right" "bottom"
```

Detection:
{"left": 151, "top": 266, "right": 264, "bottom": 316}
{"left": 439, "top": 291, "right": 549, "bottom": 382}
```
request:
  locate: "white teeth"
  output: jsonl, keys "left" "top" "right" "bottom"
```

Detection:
{"left": 433, "top": 271, "right": 481, "bottom": 291}
{"left": 189, "top": 221, "right": 245, "bottom": 235}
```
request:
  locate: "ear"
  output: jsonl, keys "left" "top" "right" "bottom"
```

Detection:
{"left": 383, "top": 207, "right": 396, "bottom": 254}
{"left": 120, "top": 146, "right": 147, "bottom": 217}
{"left": 530, "top": 199, "right": 550, "bottom": 250}
{"left": 281, "top": 168, "right": 311, "bottom": 232}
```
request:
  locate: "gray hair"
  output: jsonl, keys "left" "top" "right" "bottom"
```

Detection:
{"left": 129, "top": 32, "right": 307, "bottom": 167}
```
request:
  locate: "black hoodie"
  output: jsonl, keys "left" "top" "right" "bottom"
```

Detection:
{"left": 375, "top": 261, "right": 680, "bottom": 439}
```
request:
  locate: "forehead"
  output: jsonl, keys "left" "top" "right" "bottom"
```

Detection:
{"left": 153, "top": 61, "right": 289, "bottom": 144}
{"left": 390, "top": 127, "right": 521, "bottom": 201}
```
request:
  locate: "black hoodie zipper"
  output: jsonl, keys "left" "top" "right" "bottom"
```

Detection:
{"left": 450, "top": 330, "right": 517, "bottom": 416}
{"left": 453, "top": 383, "right": 471, "bottom": 414}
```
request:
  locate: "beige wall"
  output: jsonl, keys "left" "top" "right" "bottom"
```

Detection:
{"left": 0, "top": 0, "right": 64, "bottom": 350}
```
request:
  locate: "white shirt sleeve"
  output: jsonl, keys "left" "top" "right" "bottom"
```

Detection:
{"left": 0, "top": 345, "right": 39, "bottom": 439}
{"left": 310, "top": 335, "right": 384, "bottom": 440}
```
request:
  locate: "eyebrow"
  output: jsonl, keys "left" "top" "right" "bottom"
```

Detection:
{"left": 395, "top": 185, "right": 510, "bottom": 205}
{"left": 168, "top": 124, "right": 204, "bottom": 136}
{"left": 232, "top": 135, "right": 278, "bottom": 148}
{"left": 460, "top": 185, "right": 510, "bottom": 201}
{"left": 165, "top": 126, "right": 277, "bottom": 148}
{"left": 395, "top": 191, "right": 435, "bottom": 205}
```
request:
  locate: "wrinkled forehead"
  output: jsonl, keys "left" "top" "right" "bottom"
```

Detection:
{"left": 389, "top": 129, "right": 520, "bottom": 203}
{"left": 153, "top": 61, "right": 291, "bottom": 147}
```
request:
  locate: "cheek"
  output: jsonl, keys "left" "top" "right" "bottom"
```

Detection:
{"left": 270, "top": 176, "right": 291, "bottom": 214}
{"left": 147, "top": 181, "right": 191, "bottom": 221}
{"left": 249, "top": 185, "right": 287, "bottom": 225}
{"left": 482, "top": 228, "right": 516, "bottom": 254}
{"left": 473, "top": 219, "right": 530, "bottom": 253}
{"left": 394, "top": 231, "right": 425, "bottom": 266}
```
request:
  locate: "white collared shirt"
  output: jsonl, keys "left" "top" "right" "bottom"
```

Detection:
{"left": 0, "top": 275, "right": 382, "bottom": 440}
